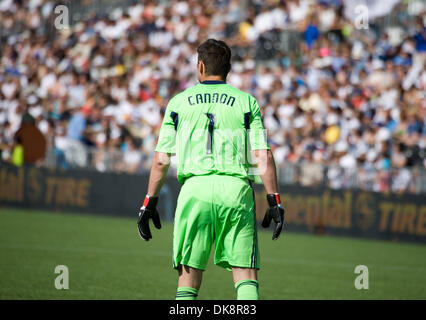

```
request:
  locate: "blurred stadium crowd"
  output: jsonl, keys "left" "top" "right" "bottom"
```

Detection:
{"left": 0, "top": 0, "right": 425, "bottom": 193}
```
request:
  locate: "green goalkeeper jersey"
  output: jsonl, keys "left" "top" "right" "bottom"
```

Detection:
{"left": 155, "top": 80, "right": 270, "bottom": 184}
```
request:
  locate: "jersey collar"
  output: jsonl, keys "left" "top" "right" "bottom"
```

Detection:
{"left": 201, "top": 80, "right": 226, "bottom": 84}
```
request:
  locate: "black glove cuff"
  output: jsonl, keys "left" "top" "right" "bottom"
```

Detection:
{"left": 142, "top": 195, "right": 158, "bottom": 210}
{"left": 266, "top": 193, "right": 281, "bottom": 207}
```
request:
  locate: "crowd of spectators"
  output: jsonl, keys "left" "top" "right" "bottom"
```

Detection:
{"left": 0, "top": 0, "right": 425, "bottom": 193}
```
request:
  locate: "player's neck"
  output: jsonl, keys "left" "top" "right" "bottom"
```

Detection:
{"left": 200, "top": 75, "right": 225, "bottom": 83}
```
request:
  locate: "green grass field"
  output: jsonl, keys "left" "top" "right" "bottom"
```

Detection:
{"left": 0, "top": 208, "right": 425, "bottom": 300}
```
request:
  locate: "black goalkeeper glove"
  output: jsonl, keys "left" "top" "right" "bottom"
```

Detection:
{"left": 262, "top": 193, "right": 285, "bottom": 240}
{"left": 137, "top": 195, "right": 162, "bottom": 241}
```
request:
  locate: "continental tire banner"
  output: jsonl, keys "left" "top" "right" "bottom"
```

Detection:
{"left": 1, "top": 163, "right": 425, "bottom": 243}
{"left": 251, "top": 185, "right": 426, "bottom": 243}
{"left": 0, "top": 163, "right": 181, "bottom": 222}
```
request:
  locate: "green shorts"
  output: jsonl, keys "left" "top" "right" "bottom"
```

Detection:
{"left": 172, "top": 174, "right": 259, "bottom": 271}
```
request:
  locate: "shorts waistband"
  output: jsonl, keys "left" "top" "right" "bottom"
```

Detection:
{"left": 184, "top": 174, "right": 250, "bottom": 184}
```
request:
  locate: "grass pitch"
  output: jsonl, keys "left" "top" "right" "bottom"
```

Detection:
{"left": 0, "top": 208, "right": 425, "bottom": 300}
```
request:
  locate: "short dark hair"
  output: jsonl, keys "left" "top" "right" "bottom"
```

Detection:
{"left": 197, "top": 39, "right": 231, "bottom": 80}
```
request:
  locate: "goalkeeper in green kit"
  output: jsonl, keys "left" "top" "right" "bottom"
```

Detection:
{"left": 137, "top": 39, "right": 285, "bottom": 300}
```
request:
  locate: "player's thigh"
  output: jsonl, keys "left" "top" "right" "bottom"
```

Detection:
{"left": 213, "top": 179, "right": 258, "bottom": 269}
{"left": 173, "top": 179, "right": 215, "bottom": 270}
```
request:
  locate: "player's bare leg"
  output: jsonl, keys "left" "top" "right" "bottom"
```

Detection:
{"left": 175, "top": 265, "right": 203, "bottom": 300}
{"left": 232, "top": 267, "right": 259, "bottom": 300}
{"left": 232, "top": 267, "right": 257, "bottom": 282}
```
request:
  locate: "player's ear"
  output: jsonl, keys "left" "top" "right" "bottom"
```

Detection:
{"left": 198, "top": 60, "right": 204, "bottom": 75}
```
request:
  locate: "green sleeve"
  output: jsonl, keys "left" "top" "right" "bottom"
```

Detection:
{"left": 155, "top": 100, "right": 177, "bottom": 154}
{"left": 248, "top": 97, "right": 270, "bottom": 151}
